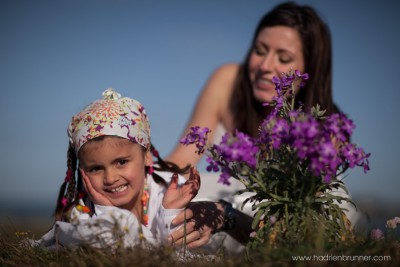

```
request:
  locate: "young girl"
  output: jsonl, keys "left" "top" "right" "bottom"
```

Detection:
{"left": 38, "top": 88, "right": 200, "bottom": 249}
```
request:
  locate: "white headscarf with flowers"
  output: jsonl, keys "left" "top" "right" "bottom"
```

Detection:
{"left": 68, "top": 88, "right": 151, "bottom": 154}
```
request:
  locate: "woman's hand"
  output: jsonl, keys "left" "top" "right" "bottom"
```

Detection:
{"left": 169, "top": 201, "right": 225, "bottom": 248}
{"left": 80, "top": 168, "right": 113, "bottom": 206}
{"left": 163, "top": 167, "right": 201, "bottom": 209}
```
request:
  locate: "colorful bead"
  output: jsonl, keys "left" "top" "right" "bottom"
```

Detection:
{"left": 141, "top": 178, "right": 150, "bottom": 226}
{"left": 76, "top": 204, "right": 90, "bottom": 213}
{"left": 64, "top": 168, "right": 73, "bottom": 182}
{"left": 149, "top": 165, "right": 154, "bottom": 174}
{"left": 61, "top": 197, "right": 68, "bottom": 207}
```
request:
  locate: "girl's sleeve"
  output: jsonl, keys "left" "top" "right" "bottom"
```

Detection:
{"left": 150, "top": 171, "right": 188, "bottom": 242}
{"left": 156, "top": 206, "right": 184, "bottom": 242}
{"left": 38, "top": 205, "right": 156, "bottom": 249}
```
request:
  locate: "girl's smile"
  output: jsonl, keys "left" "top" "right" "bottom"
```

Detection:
{"left": 106, "top": 184, "right": 128, "bottom": 193}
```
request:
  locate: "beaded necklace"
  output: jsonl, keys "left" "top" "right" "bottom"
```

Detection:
{"left": 141, "top": 177, "right": 150, "bottom": 226}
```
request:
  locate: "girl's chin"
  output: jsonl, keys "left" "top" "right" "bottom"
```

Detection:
{"left": 112, "top": 198, "right": 135, "bottom": 211}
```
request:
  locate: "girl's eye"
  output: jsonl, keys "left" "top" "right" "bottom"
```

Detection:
{"left": 87, "top": 167, "right": 101, "bottom": 173}
{"left": 117, "top": 159, "right": 128, "bottom": 166}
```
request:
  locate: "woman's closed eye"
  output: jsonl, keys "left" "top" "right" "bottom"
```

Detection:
{"left": 279, "top": 56, "right": 293, "bottom": 64}
{"left": 254, "top": 47, "right": 267, "bottom": 56}
{"left": 278, "top": 51, "right": 294, "bottom": 64}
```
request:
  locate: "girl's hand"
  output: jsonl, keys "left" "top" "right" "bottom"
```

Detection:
{"left": 80, "top": 168, "right": 113, "bottom": 206}
{"left": 162, "top": 167, "right": 200, "bottom": 209}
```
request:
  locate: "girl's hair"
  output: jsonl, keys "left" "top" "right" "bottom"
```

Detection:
{"left": 54, "top": 137, "right": 190, "bottom": 222}
{"left": 148, "top": 143, "right": 191, "bottom": 186}
{"left": 230, "top": 1, "right": 339, "bottom": 137}
{"left": 54, "top": 143, "right": 83, "bottom": 221}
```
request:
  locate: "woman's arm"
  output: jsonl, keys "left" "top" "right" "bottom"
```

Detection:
{"left": 166, "top": 64, "right": 240, "bottom": 168}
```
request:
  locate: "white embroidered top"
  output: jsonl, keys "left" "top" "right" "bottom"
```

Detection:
{"left": 38, "top": 171, "right": 186, "bottom": 249}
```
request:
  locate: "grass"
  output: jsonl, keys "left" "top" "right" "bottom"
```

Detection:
{"left": 1, "top": 218, "right": 399, "bottom": 267}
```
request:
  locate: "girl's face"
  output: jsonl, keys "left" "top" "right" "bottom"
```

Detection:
{"left": 79, "top": 137, "right": 151, "bottom": 214}
{"left": 248, "top": 26, "right": 305, "bottom": 103}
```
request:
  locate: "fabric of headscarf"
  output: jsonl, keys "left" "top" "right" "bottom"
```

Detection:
{"left": 68, "top": 88, "right": 150, "bottom": 154}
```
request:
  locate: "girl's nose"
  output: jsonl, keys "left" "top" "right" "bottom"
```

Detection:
{"left": 103, "top": 169, "right": 119, "bottom": 185}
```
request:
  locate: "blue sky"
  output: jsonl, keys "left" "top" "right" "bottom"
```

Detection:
{"left": 1, "top": 0, "right": 399, "bottom": 211}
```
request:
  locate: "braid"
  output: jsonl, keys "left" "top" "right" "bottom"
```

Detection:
{"left": 149, "top": 143, "right": 191, "bottom": 187}
{"left": 66, "top": 145, "right": 77, "bottom": 203}
{"left": 54, "top": 143, "right": 82, "bottom": 222}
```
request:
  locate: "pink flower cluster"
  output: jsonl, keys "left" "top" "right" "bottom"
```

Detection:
{"left": 370, "top": 217, "right": 400, "bottom": 241}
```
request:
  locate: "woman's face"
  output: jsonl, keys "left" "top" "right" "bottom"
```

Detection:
{"left": 248, "top": 26, "right": 305, "bottom": 103}
{"left": 79, "top": 137, "right": 151, "bottom": 214}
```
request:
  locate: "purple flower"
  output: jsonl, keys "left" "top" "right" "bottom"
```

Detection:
{"left": 206, "top": 157, "right": 220, "bottom": 172}
{"left": 216, "top": 131, "right": 259, "bottom": 168}
{"left": 272, "top": 76, "right": 281, "bottom": 87}
{"left": 218, "top": 166, "right": 232, "bottom": 185}
{"left": 319, "top": 141, "right": 336, "bottom": 159}
{"left": 341, "top": 116, "right": 355, "bottom": 136}
{"left": 181, "top": 71, "right": 370, "bottom": 195}
{"left": 324, "top": 113, "right": 354, "bottom": 142}
{"left": 295, "top": 69, "right": 309, "bottom": 80}
{"left": 270, "top": 119, "right": 290, "bottom": 149}
{"left": 341, "top": 143, "right": 370, "bottom": 172}
{"left": 272, "top": 70, "right": 308, "bottom": 93}
{"left": 305, "top": 119, "right": 319, "bottom": 139}
{"left": 180, "top": 126, "right": 211, "bottom": 154}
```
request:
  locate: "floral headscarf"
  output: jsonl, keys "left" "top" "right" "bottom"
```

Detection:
{"left": 68, "top": 88, "right": 150, "bottom": 154}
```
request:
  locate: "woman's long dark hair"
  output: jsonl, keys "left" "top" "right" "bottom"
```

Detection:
{"left": 230, "top": 2, "right": 339, "bottom": 137}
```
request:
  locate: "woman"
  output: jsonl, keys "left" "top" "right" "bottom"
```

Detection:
{"left": 168, "top": 2, "right": 342, "bottom": 251}
{"left": 168, "top": 1, "right": 338, "bottom": 169}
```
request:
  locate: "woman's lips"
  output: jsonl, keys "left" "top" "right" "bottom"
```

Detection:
{"left": 255, "top": 78, "right": 275, "bottom": 91}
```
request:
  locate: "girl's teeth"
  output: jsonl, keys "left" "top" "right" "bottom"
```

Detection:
{"left": 111, "top": 185, "right": 127, "bottom": 192}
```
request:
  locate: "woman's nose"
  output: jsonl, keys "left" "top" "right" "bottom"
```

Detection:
{"left": 259, "top": 54, "right": 274, "bottom": 72}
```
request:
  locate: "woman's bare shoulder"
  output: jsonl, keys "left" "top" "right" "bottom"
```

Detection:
{"left": 212, "top": 63, "right": 240, "bottom": 81}
{"left": 205, "top": 63, "right": 240, "bottom": 95}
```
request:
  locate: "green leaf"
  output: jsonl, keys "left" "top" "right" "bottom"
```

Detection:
{"left": 252, "top": 209, "right": 265, "bottom": 230}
